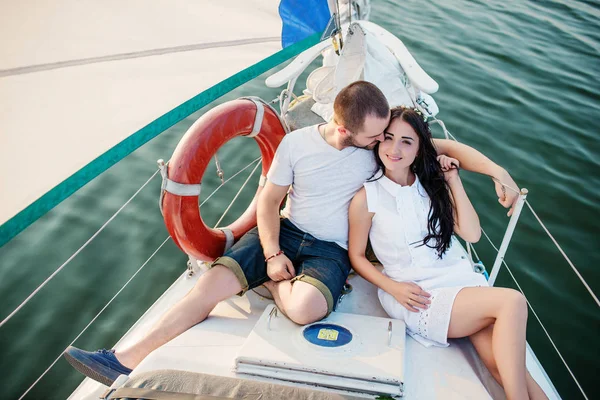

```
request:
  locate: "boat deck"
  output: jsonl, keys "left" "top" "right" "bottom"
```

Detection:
{"left": 69, "top": 263, "right": 559, "bottom": 399}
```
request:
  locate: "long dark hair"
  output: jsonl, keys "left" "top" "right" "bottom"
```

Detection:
{"left": 372, "top": 106, "right": 454, "bottom": 257}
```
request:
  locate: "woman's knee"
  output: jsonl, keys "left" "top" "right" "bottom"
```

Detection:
{"left": 502, "top": 289, "right": 528, "bottom": 318}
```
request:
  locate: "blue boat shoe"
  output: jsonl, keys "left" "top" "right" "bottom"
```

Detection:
{"left": 64, "top": 346, "right": 132, "bottom": 386}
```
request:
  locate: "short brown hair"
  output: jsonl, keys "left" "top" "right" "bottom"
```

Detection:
{"left": 333, "top": 81, "right": 390, "bottom": 132}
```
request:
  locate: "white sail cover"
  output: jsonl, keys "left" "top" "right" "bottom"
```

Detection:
{"left": 0, "top": 0, "right": 306, "bottom": 232}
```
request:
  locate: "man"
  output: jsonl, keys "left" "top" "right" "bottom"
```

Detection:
{"left": 64, "top": 81, "right": 519, "bottom": 385}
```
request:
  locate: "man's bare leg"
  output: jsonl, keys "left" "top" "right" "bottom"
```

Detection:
{"left": 263, "top": 280, "right": 327, "bottom": 325}
{"left": 115, "top": 265, "right": 242, "bottom": 369}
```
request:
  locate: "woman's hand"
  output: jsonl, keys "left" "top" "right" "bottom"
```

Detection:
{"left": 437, "top": 155, "right": 460, "bottom": 182}
{"left": 388, "top": 281, "right": 431, "bottom": 312}
{"left": 493, "top": 168, "right": 520, "bottom": 216}
{"left": 266, "top": 253, "right": 295, "bottom": 282}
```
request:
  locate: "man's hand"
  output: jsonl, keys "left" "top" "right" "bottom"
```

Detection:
{"left": 388, "top": 281, "right": 431, "bottom": 313}
{"left": 493, "top": 168, "right": 520, "bottom": 217}
{"left": 266, "top": 254, "right": 296, "bottom": 282}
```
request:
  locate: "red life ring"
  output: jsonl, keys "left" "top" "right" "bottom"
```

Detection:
{"left": 160, "top": 98, "right": 286, "bottom": 261}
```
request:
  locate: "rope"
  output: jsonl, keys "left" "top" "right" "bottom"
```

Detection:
{"left": 0, "top": 169, "right": 161, "bottom": 329}
{"left": 479, "top": 228, "right": 589, "bottom": 400}
{"left": 0, "top": 38, "right": 280, "bottom": 78}
{"left": 431, "top": 117, "right": 520, "bottom": 195}
{"left": 18, "top": 156, "right": 265, "bottom": 398}
{"left": 429, "top": 118, "right": 452, "bottom": 140}
{"left": 1, "top": 157, "right": 262, "bottom": 330}
{"left": 213, "top": 160, "right": 262, "bottom": 228}
{"left": 334, "top": 0, "right": 342, "bottom": 29}
{"left": 437, "top": 109, "right": 595, "bottom": 396}
{"left": 347, "top": 0, "right": 352, "bottom": 25}
{"left": 433, "top": 117, "right": 595, "bottom": 307}
{"left": 491, "top": 176, "right": 520, "bottom": 195}
{"left": 469, "top": 242, "right": 481, "bottom": 262}
{"left": 524, "top": 201, "right": 599, "bottom": 308}
{"left": 0, "top": 33, "right": 321, "bottom": 249}
{"left": 18, "top": 236, "right": 171, "bottom": 400}
{"left": 201, "top": 157, "right": 261, "bottom": 207}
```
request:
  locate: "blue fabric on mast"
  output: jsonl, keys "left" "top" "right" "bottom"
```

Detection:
{"left": 280, "top": 0, "right": 331, "bottom": 48}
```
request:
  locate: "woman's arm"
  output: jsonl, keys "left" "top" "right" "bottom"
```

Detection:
{"left": 348, "top": 188, "right": 430, "bottom": 312}
{"left": 438, "top": 156, "right": 481, "bottom": 243}
{"left": 348, "top": 188, "right": 391, "bottom": 291}
{"left": 433, "top": 138, "right": 519, "bottom": 216}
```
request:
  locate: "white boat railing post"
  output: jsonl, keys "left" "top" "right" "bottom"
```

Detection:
{"left": 281, "top": 76, "right": 298, "bottom": 115}
{"left": 488, "top": 188, "right": 528, "bottom": 286}
{"left": 186, "top": 255, "right": 207, "bottom": 278}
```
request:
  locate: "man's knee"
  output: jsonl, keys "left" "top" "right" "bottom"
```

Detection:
{"left": 192, "top": 264, "right": 242, "bottom": 301}
{"left": 286, "top": 304, "right": 327, "bottom": 325}
{"left": 285, "top": 282, "right": 328, "bottom": 325}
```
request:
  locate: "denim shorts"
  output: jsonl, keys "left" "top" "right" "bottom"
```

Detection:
{"left": 211, "top": 218, "right": 351, "bottom": 315}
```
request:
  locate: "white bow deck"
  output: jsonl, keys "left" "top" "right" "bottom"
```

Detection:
{"left": 68, "top": 263, "right": 558, "bottom": 399}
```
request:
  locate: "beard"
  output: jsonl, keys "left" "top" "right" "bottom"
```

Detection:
{"left": 342, "top": 134, "right": 377, "bottom": 150}
{"left": 362, "top": 142, "right": 378, "bottom": 150}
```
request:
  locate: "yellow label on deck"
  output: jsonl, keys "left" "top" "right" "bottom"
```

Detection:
{"left": 317, "top": 328, "right": 339, "bottom": 341}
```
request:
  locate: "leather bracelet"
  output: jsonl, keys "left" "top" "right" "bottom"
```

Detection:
{"left": 265, "top": 249, "right": 284, "bottom": 262}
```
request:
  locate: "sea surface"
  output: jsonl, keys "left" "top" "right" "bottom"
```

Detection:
{"left": 1, "top": 0, "right": 598, "bottom": 399}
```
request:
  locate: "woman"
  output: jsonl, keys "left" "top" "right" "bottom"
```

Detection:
{"left": 348, "top": 106, "right": 547, "bottom": 400}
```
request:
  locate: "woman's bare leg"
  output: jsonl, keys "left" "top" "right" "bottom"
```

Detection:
{"left": 447, "top": 287, "right": 529, "bottom": 400}
{"left": 470, "top": 324, "right": 548, "bottom": 399}
{"left": 470, "top": 325, "right": 502, "bottom": 384}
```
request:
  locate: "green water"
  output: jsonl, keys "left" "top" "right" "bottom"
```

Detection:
{"left": 1, "top": 1, "right": 599, "bottom": 398}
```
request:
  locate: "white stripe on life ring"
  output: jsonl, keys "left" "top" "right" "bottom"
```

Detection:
{"left": 219, "top": 228, "right": 235, "bottom": 252}
{"left": 245, "top": 98, "right": 264, "bottom": 138}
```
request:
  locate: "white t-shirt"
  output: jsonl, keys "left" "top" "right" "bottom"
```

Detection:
{"left": 267, "top": 124, "right": 377, "bottom": 249}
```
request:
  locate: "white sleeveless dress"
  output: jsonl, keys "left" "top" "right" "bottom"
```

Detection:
{"left": 364, "top": 173, "right": 488, "bottom": 347}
